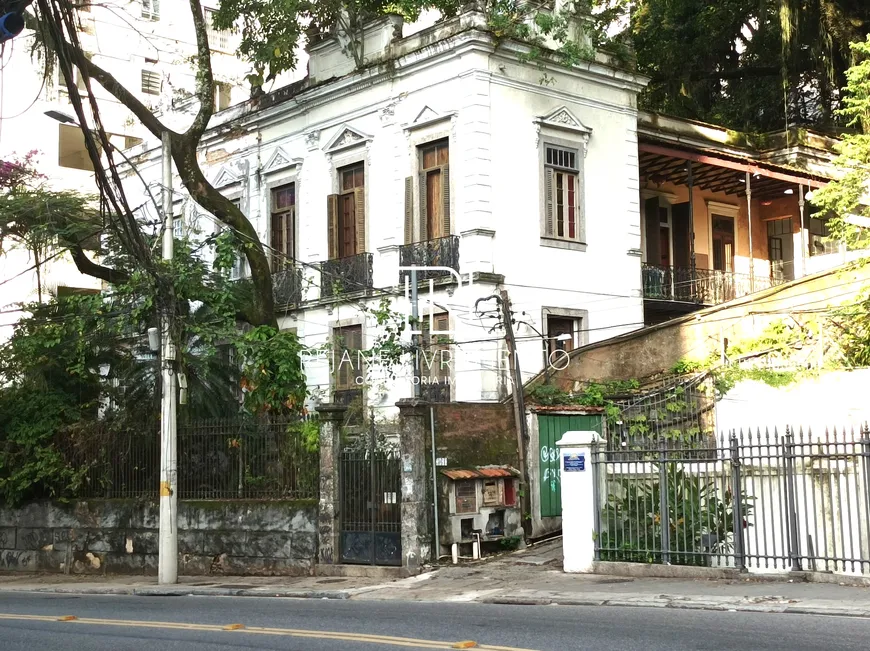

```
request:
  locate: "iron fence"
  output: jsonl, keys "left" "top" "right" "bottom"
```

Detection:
{"left": 319, "top": 253, "right": 373, "bottom": 298}
{"left": 594, "top": 425, "right": 870, "bottom": 575}
{"left": 398, "top": 235, "right": 460, "bottom": 284}
{"left": 60, "top": 417, "right": 319, "bottom": 501}
{"left": 642, "top": 264, "right": 785, "bottom": 305}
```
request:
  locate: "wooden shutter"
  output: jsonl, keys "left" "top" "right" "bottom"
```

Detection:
{"left": 644, "top": 196, "right": 660, "bottom": 265}
{"left": 440, "top": 165, "right": 450, "bottom": 237}
{"left": 418, "top": 171, "right": 428, "bottom": 242}
{"left": 354, "top": 187, "right": 366, "bottom": 255}
{"left": 270, "top": 212, "right": 283, "bottom": 269}
{"left": 671, "top": 202, "right": 691, "bottom": 269}
{"left": 404, "top": 176, "right": 414, "bottom": 244}
{"left": 544, "top": 168, "right": 554, "bottom": 236}
{"left": 326, "top": 194, "right": 339, "bottom": 260}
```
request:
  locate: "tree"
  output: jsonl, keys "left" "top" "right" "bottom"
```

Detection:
{"left": 213, "top": 0, "right": 441, "bottom": 92}
{"left": 812, "top": 36, "right": 870, "bottom": 246}
{"left": 630, "top": 0, "right": 870, "bottom": 132}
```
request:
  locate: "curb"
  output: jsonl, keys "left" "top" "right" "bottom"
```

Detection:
{"left": 482, "top": 594, "right": 870, "bottom": 618}
{"left": 6, "top": 586, "right": 353, "bottom": 600}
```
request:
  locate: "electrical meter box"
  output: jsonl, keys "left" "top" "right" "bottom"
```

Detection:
{"left": 439, "top": 466, "right": 523, "bottom": 554}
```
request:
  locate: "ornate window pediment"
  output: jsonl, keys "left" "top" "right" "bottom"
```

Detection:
{"left": 537, "top": 106, "right": 592, "bottom": 135}
{"left": 211, "top": 165, "right": 240, "bottom": 189}
{"left": 263, "top": 147, "right": 302, "bottom": 174}
{"left": 405, "top": 105, "right": 455, "bottom": 132}
{"left": 323, "top": 125, "right": 372, "bottom": 155}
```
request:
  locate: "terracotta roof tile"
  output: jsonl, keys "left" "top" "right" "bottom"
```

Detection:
{"left": 440, "top": 466, "right": 519, "bottom": 480}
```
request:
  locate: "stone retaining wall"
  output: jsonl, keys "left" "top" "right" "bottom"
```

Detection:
{"left": 0, "top": 499, "right": 317, "bottom": 576}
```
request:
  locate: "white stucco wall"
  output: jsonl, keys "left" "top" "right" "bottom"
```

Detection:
{"left": 717, "top": 369, "right": 870, "bottom": 434}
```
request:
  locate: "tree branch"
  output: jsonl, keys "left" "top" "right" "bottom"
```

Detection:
{"left": 78, "top": 56, "right": 173, "bottom": 141}
{"left": 67, "top": 244, "right": 130, "bottom": 285}
{"left": 187, "top": 0, "right": 215, "bottom": 142}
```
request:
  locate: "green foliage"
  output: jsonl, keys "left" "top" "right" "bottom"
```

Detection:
{"left": 214, "top": 0, "right": 437, "bottom": 87}
{"left": 599, "top": 466, "right": 753, "bottom": 565}
{"left": 632, "top": 1, "right": 869, "bottom": 132}
{"left": 527, "top": 380, "right": 639, "bottom": 425}
{"left": 498, "top": 535, "right": 523, "bottom": 551}
{"left": 0, "top": 385, "right": 90, "bottom": 506}
{"left": 237, "top": 326, "right": 308, "bottom": 416}
{"left": 813, "top": 36, "right": 870, "bottom": 249}
{"left": 488, "top": 0, "right": 631, "bottom": 72}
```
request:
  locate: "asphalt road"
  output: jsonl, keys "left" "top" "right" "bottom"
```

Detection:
{"left": 0, "top": 593, "right": 868, "bottom": 651}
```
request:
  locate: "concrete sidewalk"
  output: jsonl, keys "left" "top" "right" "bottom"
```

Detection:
{"left": 2, "top": 540, "right": 870, "bottom": 618}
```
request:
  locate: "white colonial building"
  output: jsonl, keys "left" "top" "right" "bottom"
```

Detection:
{"left": 124, "top": 8, "right": 649, "bottom": 413}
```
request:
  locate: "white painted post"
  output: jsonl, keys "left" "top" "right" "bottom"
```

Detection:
{"left": 557, "top": 430, "right": 605, "bottom": 573}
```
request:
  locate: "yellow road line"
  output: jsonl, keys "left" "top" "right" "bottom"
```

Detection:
{"left": 0, "top": 613, "right": 540, "bottom": 651}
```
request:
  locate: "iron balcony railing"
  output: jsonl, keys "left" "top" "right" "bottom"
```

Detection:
{"left": 273, "top": 265, "right": 304, "bottom": 307}
{"left": 319, "top": 253, "right": 373, "bottom": 298}
{"left": 420, "top": 380, "right": 452, "bottom": 403}
{"left": 398, "top": 235, "right": 460, "bottom": 284}
{"left": 642, "top": 264, "right": 783, "bottom": 305}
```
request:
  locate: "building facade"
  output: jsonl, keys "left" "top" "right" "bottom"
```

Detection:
{"left": 126, "top": 10, "right": 648, "bottom": 413}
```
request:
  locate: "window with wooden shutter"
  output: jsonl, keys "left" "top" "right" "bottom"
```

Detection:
{"left": 418, "top": 140, "right": 449, "bottom": 242}
{"left": 404, "top": 177, "right": 414, "bottom": 244}
{"left": 332, "top": 324, "right": 364, "bottom": 423}
{"left": 543, "top": 144, "right": 581, "bottom": 242}
{"left": 419, "top": 312, "right": 451, "bottom": 402}
{"left": 546, "top": 316, "right": 579, "bottom": 356}
{"left": 326, "top": 194, "right": 339, "bottom": 260}
{"left": 270, "top": 184, "right": 295, "bottom": 269}
{"left": 334, "top": 163, "right": 364, "bottom": 258}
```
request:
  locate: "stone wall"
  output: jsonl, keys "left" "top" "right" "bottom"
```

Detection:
{"left": 0, "top": 499, "right": 317, "bottom": 576}
{"left": 432, "top": 402, "right": 518, "bottom": 468}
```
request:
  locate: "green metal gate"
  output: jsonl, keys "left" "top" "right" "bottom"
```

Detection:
{"left": 538, "top": 413, "right": 603, "bottom": 517}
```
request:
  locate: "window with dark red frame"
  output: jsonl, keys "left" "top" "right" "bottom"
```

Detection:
{"left": 544, "top": 145, "right": 581, "bottom": 242}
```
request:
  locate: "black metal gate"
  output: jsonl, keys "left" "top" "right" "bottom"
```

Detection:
{"left": 338, "top": 432, "right": 402, "bottom": 566}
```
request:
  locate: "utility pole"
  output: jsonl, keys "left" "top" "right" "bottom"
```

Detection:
{"left": 499, "top": 290, "right": 531, "bottom": 539}
{"left": 158, "top": 131, "right": 178, "bottom": 585}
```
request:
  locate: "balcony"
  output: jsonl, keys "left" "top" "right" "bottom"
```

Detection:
{"left": 319, "top": 253, "right": 373, "bottom": 299}
{"left": 398, "top": 235, "right": 460, "bottom": 284}
{"left": 419, "top": 381, "right": 451, "bottom": 403}
{"left": 642, "top": 264, "right": 784, "bottom": 306}
{"left": 272, "top": 266, "right": 303, "bottom": 307}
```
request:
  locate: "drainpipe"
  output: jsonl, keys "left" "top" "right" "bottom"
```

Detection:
{"left": 798, "top": 184, "right": 807, "bottom": 278}
{"left": 746, "top": 171, "right": 754, "bottom": 292}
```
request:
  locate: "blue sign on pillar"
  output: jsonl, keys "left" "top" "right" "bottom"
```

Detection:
{"left": 563, "top": 453, "right": 586, "bottom": 472}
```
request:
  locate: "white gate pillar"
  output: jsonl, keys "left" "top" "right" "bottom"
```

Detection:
{"left": 557, "top": 430, "right": 605, "bottom": 573}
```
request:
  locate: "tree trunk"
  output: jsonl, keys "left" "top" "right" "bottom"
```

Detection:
{"left": 173, "top": 137, "right": 277, "bottom": 328}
